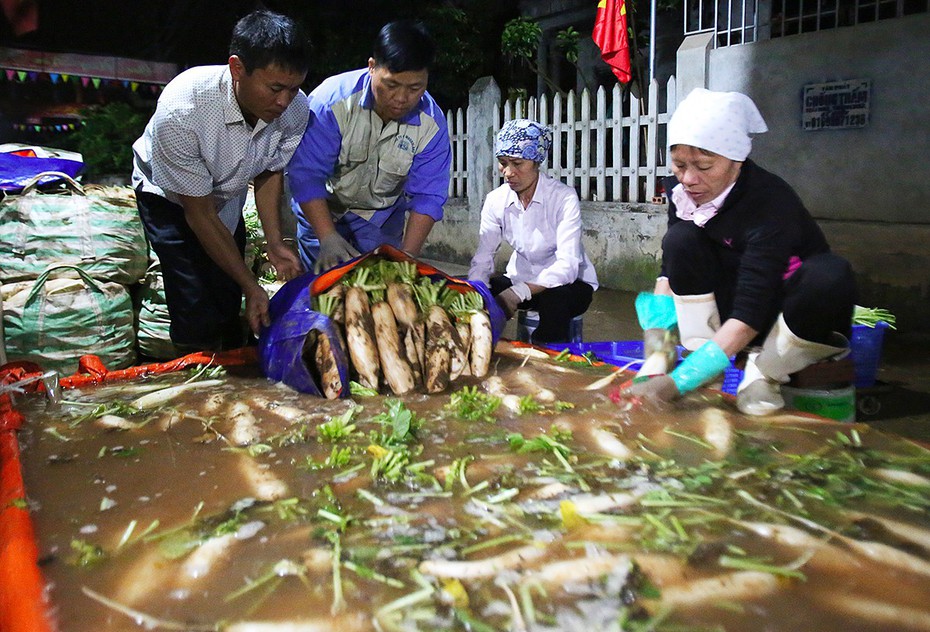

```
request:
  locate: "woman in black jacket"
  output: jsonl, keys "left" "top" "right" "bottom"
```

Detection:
{"left": 627, "top": 88, "right": 856, "bottom": 415}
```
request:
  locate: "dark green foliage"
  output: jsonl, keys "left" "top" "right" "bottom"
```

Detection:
{"left": 73, "top": 102, "right": 150, "bottom": 179}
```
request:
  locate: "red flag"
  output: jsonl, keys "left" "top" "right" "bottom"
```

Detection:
{"left": 592, "top": 0, "right": 631, "bottom": 84}
{"left": 1, "top": 0, "right": 38, "bottom": 36}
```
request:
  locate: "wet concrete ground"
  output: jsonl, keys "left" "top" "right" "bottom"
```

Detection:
{"left": 427, "top": 258, "right": 930, "bottom": 445}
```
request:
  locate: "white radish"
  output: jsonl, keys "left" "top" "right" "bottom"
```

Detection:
{"left": 95, "top": 414, "right": 143, "bottom": 430}
{"left": 419, "top": 544, "right": 547, "bottom": 579}
{"left": 248, "top": 397, "right": 311, "bottom": 423}
{"left": 450, "top": 320, "right": 471, "bottom": 380}
{"left": 424, "top": 304, "right": 453, "bottom": 394}
{"left": 238, "top": 455, "right": 289, "bottom": 500}
{"left": 403, "top": 326, "right": 423, "bottom": 385}
{"left": 302, "top": 329, "right": 343, "bottom": 400}
{"left": 371, "top": 299, "right": 416, "bottom": 395}
{"left": 469, "top": 310, "right": 493, "bottom": 378}
{"left": 179, "top": 520, "right": 265, "bottom": 587}
{"left": 386, "top": 281, "right": 418, "bottom": 330}
{"left": 633, "top": 553, "right": 694, "bottom": 586}
{"left": 527, "top": 553, "right": 633, "bottom": 587}
{"left": 700, "top": 407, "right": 733, "bottom": 458}
{"left": 224, "top": 617, "right": 371, "bottom": 632}
{"left": 130, "top": 379, "right": 224, "bottom": 410}
{"left": 229, "top": 401, "right": 262, "bottom": 446}
{"left": 653, "top": 570, "right": 781, "bottom": 608}
{"left": 589, "top": 427, "right": 633, "bottom": 459}
{"left": 201, "top": 392, "right": 226, "bottom": 415}
{"left": 871, "top": 468, "right": 930, "bottom": 488}
{"left": 814, "top": 592, "right": 930, "bottom": 631}
{"left": 565, "top": 492, "right": 641, "bottom": 515}
{"left": 309, "top": 291, "right": 347, "bottom": 399}
{"left": 344, "top": 285, "right": 380, "bottom": 391}
{"left": 845, "top": 511, "right": 930, "bottom": 552}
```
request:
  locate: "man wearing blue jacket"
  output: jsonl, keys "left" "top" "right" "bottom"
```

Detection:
{"left": 286, "top": 20, "right": 451, "bottom": 272}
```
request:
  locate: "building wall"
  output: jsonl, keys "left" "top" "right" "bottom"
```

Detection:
{"left": 706, "top": 13, "right": 930, "bottom": 224}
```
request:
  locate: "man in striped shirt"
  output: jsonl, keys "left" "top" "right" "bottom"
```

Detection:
{"left": 133, "top": 10, "right": 310, "bottom": 353}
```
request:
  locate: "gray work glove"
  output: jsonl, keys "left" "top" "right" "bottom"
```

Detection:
{"left": 495, "top": 282, "right": 531, "bottom": 319}
{"left": 315, "top": 232, "right": 359, "bottom": 273}
{"left": 621, "top": 374, "right": 681, "bottom": 403}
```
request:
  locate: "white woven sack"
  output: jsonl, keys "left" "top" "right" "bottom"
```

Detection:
{"left": 2, "top": 264, "right": 136, "bottom": 374}
{"left": 0, "top": 172, "right": 147, "bottom": 285}
{"left": 135, "top": 255, "right": 178, "bottom": 360}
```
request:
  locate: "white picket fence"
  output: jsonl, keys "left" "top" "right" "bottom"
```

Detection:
{"left": 446, "top": 76, "right": 677, "bottom": 204}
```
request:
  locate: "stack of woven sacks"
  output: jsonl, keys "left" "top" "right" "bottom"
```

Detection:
{"left": 0, "top": 173, "right": 147, "bottom": 374}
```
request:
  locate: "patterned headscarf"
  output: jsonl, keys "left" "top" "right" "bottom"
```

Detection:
{"left": 496, "top": 119, "right": 552, "bottom": 163}
{"left": 667, "top": 88, "right": 768, "bottom": 161}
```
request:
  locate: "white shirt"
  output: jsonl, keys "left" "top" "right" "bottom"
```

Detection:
{"left": 132, "top": 65, "right": 309, "bottom": 231}
{"left": 469, "top": 172, "right": 598, "bottom": 290}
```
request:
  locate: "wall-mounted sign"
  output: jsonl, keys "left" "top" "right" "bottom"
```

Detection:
{"left": 802, "top": 79, "right": 870, "bottom": 131}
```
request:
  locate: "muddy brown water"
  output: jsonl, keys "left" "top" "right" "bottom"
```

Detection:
{"left": 15, "top": 342, "right": 930, "bottom": 631}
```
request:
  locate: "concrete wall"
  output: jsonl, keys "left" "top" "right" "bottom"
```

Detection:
{"left": 706, "top": 13, "right": 930, "bottom": 224}
{"left": 702, "top": 13, "right": 930, "bottom": 334}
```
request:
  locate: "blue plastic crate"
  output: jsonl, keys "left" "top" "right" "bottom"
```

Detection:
{"left": 714, "top": 322, "right": 889, "bottom": 395}
{"left": 545, "top": 335, "right": 882, "bottom": 398}
{"left": 850, "top": 321, "right": 889, "bottom": 388}
{"left": 543, "top": 340, "right": 684, "bottom": 371}
{"left": 722, "top": 365, "right": 743, "bottom": 395}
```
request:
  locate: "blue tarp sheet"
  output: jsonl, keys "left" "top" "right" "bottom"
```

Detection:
{"left": 0, "top": 152, "right": 84, "bottom": 191}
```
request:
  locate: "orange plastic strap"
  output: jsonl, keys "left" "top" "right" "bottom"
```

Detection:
{"left": 1, "top": 426, "right": 55, "bottom": 632}
{"left": 59, "top": 348, "right": 257, "bottom": 389}
{"left": 310, "top": 244, "right": 476, "bottom": 297}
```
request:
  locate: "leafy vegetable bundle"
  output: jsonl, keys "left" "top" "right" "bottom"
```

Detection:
{"left": 853, "top": 305, "right": 896, "bottom": 329}
{"left": 307, "top": 258, "right": 493, "bottom": 398}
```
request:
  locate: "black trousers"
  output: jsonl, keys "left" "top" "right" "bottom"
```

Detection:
{"left": 661, "top": 221, "right": 856, "bottom": 344}
{"left": 137, "top": 189, "right": 247, "bottom": 351}
{"left": 490, "top": 275, "right": 594, "bottom": 344}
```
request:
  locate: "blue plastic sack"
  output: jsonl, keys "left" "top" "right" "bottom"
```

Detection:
{"left": 267, "top": 269, "right": 316, "bottom": 322}
{"left": 0, "top": 153, "right": 84, "bottom": 191}
{"left": 258, "top": 282, "right": 350, "bottom": 398}
{"left": 259, "top": 247, "right": 507, "bottom": 397}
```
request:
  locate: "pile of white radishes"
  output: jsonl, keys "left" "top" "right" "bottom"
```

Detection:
{"left": 308, "top": 258, "right": 493, "bottom": 399}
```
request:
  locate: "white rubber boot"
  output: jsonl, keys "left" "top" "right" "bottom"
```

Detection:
{"left": 737, "top": 314, "right": 849, "bottom": 416}
{"left": 673, "top": 292, "right": 721, "bottom": 351}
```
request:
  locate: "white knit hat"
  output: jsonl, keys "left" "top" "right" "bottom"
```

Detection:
{"left": 667, "top": 88, "right": 768, "bottom": 161}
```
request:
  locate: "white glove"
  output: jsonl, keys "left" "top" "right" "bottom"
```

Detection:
{"left": 315, "top": 233, "right": 359, "bottom": 273}
{"left": 510, "top": 282, "right": 532, "bottom": 302}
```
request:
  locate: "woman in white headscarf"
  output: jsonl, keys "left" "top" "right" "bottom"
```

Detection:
{"left": 625, "top": 89, "right": 856, "bottom": 414}
{"left": 468, "top": 119, "right": 598, "bottom": 343}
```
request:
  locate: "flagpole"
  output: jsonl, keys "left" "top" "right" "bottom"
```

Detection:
{"left": 649, "top": 0, "right": 656, "bottom": 83}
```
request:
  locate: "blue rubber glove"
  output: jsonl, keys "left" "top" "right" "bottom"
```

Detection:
{"left": 635, "top": 292, "right": 679, "bottom": 377}
{"left": 635, "top": 292, "right": 678, "bottom": 330}
{"left": 669, "top": 340, "right": 732, "bottom": 394}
